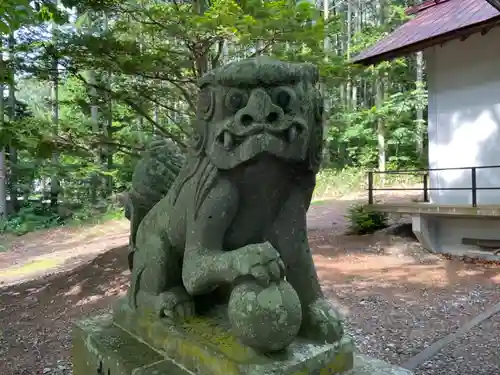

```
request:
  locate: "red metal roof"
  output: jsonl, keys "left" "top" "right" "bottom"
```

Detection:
{"left": 405, "top": 0, "right": 451, "bottom": 16}
{"left": 352, "top": 0, "right": 500, "bottom": 65}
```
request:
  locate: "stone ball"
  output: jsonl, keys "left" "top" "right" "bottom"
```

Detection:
{"left": 228, "top": 280, "right": 302, "bottom": 353}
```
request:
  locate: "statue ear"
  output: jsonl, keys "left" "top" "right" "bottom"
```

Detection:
{"left": 197, "top": 86, "right": 215, "bottom": 121}
{"left": 307, "top": 90, "right": 324, "bottom": 174}
{"left": 190, "top": 119, "right": 207, "bottom": 156}
{"left": 191, "top": 86, "right": 215, "bottom": 155}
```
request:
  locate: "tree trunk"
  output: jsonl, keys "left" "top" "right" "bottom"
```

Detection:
{"left": 346, "top": 0, "right": 352, "bottom": 110}
{"left": 0, "top": 148, "right": 5, "bottom": 218}
{"left": 49, "top": 3, "right": 61, "bottom": 209}
{"left": 0, "top": 45, "right": 6, "bottom": 218}
{"left": 376, "top": 78, "right": 386, "bottom": 172}
{"left": 136, "top": 1, "right": 146, "bottom": 145}
{"left": 87, "top": 69, "right": 101, "bottom": 203}
{"left": 351, "top": 0, "right": 361, "bottom": 109}
{"left": 192, "top": 0, "right": 209, "bottom": 76}
{"left": 376, "top": 0, "right": 388, "bottom": 173}
{"left": 321, "top": 0, "right": 331, "bottom": 164}
{"left": 50, "top": 47, "right": 60, "bottom": 208}
{"left": 7, "top": 33, "right": 19, "bottom": 213}
{"left": 103, "top": 13, "right": 113, "bottom": 197}
{"left": 415, "top": 51, "right": 424, "bottom": 161}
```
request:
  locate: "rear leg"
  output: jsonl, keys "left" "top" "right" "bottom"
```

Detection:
{"left": 128, "top": 231, "right": 194, "bottom": 320}
{"left": 127, "top": 199, "right": 150, "bottom": 271}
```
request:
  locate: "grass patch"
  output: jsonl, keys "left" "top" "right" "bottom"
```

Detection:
{"left": 313, "top": 167, "right": 421, "bottom": 201}
{"left": 0, "top": 242, "right": 8, "bottom": 252}
{"left": 0, "top": 258, "right": 62, "bottom": 278}
{"left": 310, "top": 198, "right": 336, "bottom": 205}
{"left": 64, "top": 206, "right": 124, "bottom": 227}
{"left": 0, "top": 234, "right": 12, "bottom": 253}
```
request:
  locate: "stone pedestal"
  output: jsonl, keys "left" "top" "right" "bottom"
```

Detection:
{"left": 72, "top": 299, "right": 413, "bottom": 375}
{"left": 73, "top": 298, "right": 354, "bottom": 375}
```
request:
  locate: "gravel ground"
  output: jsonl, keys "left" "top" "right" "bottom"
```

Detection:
{"left": 312, "top": 231, "right": 500, "bottom": 375}
{"left": 417, "top": 312, "right": 500, "bottom": 375}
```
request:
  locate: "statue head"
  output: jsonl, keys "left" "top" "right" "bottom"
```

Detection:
{"left": 191, "top": 57, "right": 324, "bottom": 173}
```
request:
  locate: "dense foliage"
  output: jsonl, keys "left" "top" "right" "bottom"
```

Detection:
{"left": 0, "top": 0, "right": 427, "bottom": 233}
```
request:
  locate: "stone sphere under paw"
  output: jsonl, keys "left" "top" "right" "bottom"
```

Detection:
{"left": 228, "top": 280, "right": 302, "bottom": 352}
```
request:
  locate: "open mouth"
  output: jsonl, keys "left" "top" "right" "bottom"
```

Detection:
{"left": 217, "top": 123, "right": 303, "bottom": 150}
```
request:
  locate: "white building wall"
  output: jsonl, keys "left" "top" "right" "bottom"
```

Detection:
{"left": 424, "top": 26, "right": 500, "bottom": 205}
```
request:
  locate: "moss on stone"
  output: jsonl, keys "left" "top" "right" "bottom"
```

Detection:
{"left": 110, "top": 299, "right": 354, "bottom": 375}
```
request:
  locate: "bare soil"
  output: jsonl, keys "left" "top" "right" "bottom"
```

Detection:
{"left": 0, "top": 192, "right": 499, "bottom": 375}
{"left": 0, "top": 220, "right": 129, "bottom": 288}
{"left": 0, "top": 246, "right": 130, "bottom": 375}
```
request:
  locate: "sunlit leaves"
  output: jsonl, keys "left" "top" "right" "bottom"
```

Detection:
{"left": 0, "top": 0, "right": 33, "bottom": 33}
{"left": 0, "top": 0, "right": 67, "bottom": 33}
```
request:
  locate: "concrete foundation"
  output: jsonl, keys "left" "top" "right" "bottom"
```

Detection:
{"left": 370, "top": 203, "right": 500, "bottom": 260}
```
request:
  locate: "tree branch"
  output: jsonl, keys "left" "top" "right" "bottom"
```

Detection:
{"left": 211, "top": 38, "right": 225, "bottom": 68}
{"left": 70, "top": 70, "right": 188, "bottom": 149}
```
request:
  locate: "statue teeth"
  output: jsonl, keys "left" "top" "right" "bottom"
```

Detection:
{"left": 288, "top": 126, "right": 297, "bottom": 142}
{"left": 224, "top": 132, "right": 233, "bottom": 149}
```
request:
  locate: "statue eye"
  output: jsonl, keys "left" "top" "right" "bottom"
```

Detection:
{"left": 225, "top": 89, "right": 248, "bottom": 112}
{"left": 272, "top": 87, "right": 295, "bottom": 111}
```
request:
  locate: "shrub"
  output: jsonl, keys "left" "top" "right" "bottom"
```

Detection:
{"left": 0, "top": 201, "right": 124, "bottom": 236}
{"left": 345, "top": 203, "right": 388, "bottom": 235}
{"left": 0, "top": 204, "right": 62, "bottom": 236}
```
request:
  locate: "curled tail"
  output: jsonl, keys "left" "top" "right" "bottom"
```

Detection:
{"left": 126, "top": 138, "right": 185, "bottom": 270}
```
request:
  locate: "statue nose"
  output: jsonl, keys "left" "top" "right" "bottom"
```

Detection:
{"left": 235, "top": 89, "right": 284, "bottom": 127}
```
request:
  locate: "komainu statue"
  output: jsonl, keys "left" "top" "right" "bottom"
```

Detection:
{"left": 125, "top": 57, "right": 344, "bottom": 353}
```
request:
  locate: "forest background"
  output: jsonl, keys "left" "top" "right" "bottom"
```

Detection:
{"left": 0, "top": 0, "right": 427, "bottom": 234}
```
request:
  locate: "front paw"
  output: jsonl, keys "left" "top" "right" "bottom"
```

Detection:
{"left": 155, "top": 286, "right": 195, "bottom": 320}
{"left": 231, "top": 242, "right": 285, "bottom": 287}
{"left": 299, "top": 298, "right": 344, "bottom": 343}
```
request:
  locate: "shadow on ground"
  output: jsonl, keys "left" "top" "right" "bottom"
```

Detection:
{"left": 0, "top": 246, "right": 130, "bottom": 374}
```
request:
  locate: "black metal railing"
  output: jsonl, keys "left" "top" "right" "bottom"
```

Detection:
{"left": 367, "top": 165, "right": 500, "bottom": 207}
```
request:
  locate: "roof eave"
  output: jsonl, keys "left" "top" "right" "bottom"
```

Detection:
{"left": 485, "top": 0, "right": 500, "bottom": 11}
{"left": 352, "top": 16, "right": 500, "bottom": 66}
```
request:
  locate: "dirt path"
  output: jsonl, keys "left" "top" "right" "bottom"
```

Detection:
{"left": 0, "top": 193, "right": 364, "bottom": 287}
{"left": 0, "top": 190, "right": 419, "bottom": 288}
{"left": 0, "top": 220, "right": 130, "bottom": 287}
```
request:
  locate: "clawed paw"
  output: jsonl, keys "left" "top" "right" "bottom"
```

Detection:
{"left": 154, "top": 286, "right": 195, "bottom": 320}
{"left": 232, "top": 242, "right": 285, "bottom": 287}
{"left": 299, "top": 298, "right": 344, "bottom": 343}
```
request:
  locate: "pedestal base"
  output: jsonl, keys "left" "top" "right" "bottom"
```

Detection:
{"left": 72, "top": 313, "right": 185, "bottom": 375}
{"left": 73, "top": 298, "right": 354, "bottom": 375}
{"left": 72, "top": 299, "right": 412, "bottom": 375}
